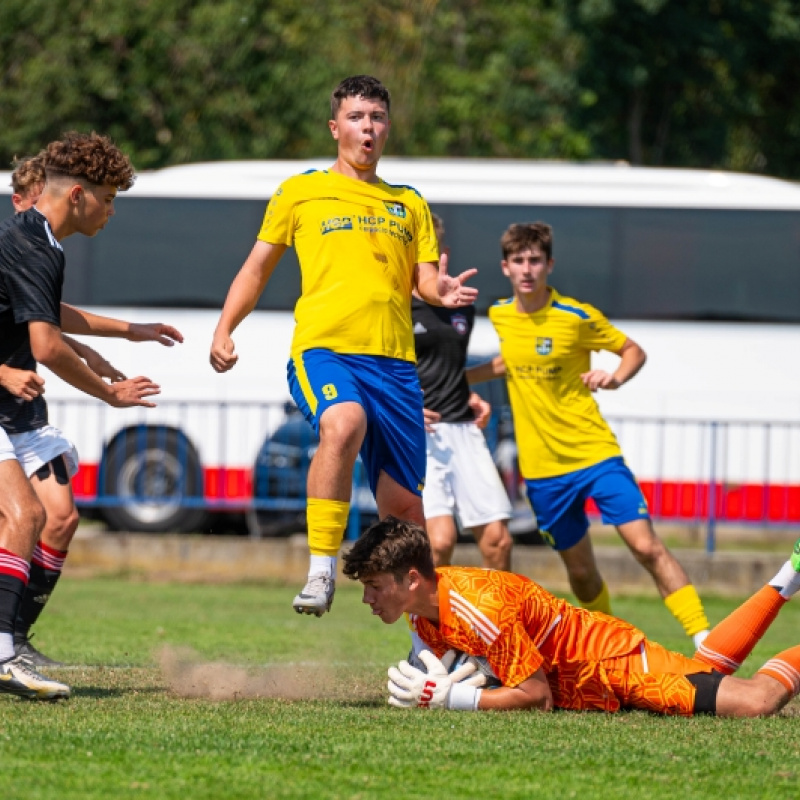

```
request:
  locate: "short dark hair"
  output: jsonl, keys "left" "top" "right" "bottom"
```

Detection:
{"left": 431, "top": 212, "right": 445, "bottom": 245}
{"left": 331, "top": 75, "right": 391, "bottom": 118}
{"left": 342, "top": 516, "right": 435, "bottom": 582}
{"left": 43, "top": 131, "right": 135, "bottom": 191}
{"left": 501, "top": 222, "right": 554, "bottom": 261}
{"left": 10, "top": 153, "right": 46, "bottom": 195}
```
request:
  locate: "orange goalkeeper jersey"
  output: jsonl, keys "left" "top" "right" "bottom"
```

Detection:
{"left": 409, "top": 567, "right": 648, "bottom": 712}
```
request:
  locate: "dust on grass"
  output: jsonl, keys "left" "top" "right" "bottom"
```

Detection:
{"left": 157, "top": 645, "right": 381, "bottom": 703}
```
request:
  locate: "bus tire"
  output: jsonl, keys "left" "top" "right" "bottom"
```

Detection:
{"left": 100, "top": 426, "right": 209, "bottom": 533}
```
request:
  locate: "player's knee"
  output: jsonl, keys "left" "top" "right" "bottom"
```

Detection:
{"left": 715, "top": 674, "right": 788, "bottom": 718}
{"left": 496, "top": 528, "right": 513, "bottom": 555}
{"left": 431, "top": 543, "right": 454, "bottom": 567}
{"left": 318, "top": 405, "right": 367, "bottom": 453}
{"left": 734, "top": 688, "right": 781, "bottom": 718}
{"left": 626, "top": 533, "right": 667, "bottom": 569}
{"left": 484, "top": 531, "right": 512, "bottom": 561}
{"left": 1, "top": 496, "right": 47, "bottom": 541}
{"left": 563, "top": 558, "right": 600, "bottom": 587}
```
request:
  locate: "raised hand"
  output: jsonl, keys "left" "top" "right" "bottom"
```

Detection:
{"left": 437, "top": 252, "right": 478, "bottom": 309}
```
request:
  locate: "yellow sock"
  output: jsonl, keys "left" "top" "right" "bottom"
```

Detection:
{"left": 306, "top": 498, "right": 350, "bottom": 557}
{"left": 664, "top": 584, "right": 710, "bottom": 638}
{"left": 580, "top": 581, "right": 612, "bottom": 615}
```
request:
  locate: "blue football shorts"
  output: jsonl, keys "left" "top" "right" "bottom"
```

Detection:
{"left": 287, "top": 348, "right": 426, "bottom": 498}
{"left": 524, "top": 456, "right": 650, "bottom": 551}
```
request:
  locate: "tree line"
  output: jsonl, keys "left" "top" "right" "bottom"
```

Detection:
{"left": 1, "top": 0, "right": 799, "bottom": 179}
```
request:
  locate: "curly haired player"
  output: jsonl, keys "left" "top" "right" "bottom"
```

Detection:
{"left": 0, "top": 148, "right": 185, "bottom": 673}
{"left": 0, "top": 133, "right": 181, "bottom": 700}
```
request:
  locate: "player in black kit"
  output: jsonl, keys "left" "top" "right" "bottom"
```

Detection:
{"left": 413, "top": 215, "right": 513, "bottom": 570}
{"left": 0, "top": 151, "right": 183, "bottom": 672}
{"left": 0, "top": 132, "right": 171, "bottom": 700}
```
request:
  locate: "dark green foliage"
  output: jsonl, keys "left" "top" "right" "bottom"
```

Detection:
{"left": 1, "top": 1, "right": 798, "bottom": 176}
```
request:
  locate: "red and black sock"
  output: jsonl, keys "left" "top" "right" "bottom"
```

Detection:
{"left": 0, "top": 547, "right": 30, "bottom": 661}
{"left": 14, "top": 542, "right": 67, "bottom": 644}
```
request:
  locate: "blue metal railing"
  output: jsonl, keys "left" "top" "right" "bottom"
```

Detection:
{"left": 47, "top": 397, "right": 800, "bottom": 548}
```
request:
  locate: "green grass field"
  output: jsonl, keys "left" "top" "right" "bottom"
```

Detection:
{"left": 2, "top": 577, "right": 799, "bottom": 800}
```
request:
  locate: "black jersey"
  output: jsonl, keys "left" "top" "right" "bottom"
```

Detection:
{"left": 0, "top": 209, "right": 64, "bottom": 433}
{"left": 412, "top": 296, "right": 475, "bottom": 422}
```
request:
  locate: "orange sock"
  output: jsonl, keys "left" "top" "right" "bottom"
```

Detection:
{"left": 695, "top": 585, "right": 787, "bottom": 674}
{"left": 757, "top": 645, "right": 800, "bottom": 697}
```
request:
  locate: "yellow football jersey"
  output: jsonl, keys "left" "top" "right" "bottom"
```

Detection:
{"left": 488, "top": 289, "right": 628, "bottom": 479}
{"left": 258, "top": 169, "right": 438, "bottom": 361}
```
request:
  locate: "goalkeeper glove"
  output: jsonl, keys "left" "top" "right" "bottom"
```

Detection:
{"left": 388, "top": 649, "right": 483, "bottom": 711}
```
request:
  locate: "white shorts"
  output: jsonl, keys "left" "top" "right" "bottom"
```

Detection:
{"left": 423, "top": 422, "right": 512, "bottom": 529}
{"left": 0, "top": 425, "right": 79, "bottom": 479}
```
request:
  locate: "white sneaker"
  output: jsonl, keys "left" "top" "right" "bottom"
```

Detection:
{"left": 0, "top": 655, "right": 70, "bottom": 700}
{"left": 292, "top": 574, "right": 335, "bottom": 616}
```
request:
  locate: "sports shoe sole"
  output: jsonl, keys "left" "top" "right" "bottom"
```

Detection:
{"left": 292, "top": 598, "right": 333, "bottom": 617}
{"left": 791, "top": 538, "right": 800, "bottom": 572}
{"left": 0, "top": 677, "right": 70, "bottom": 701}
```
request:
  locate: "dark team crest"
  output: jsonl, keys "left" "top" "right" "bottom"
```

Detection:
{"left": 384, "top": 201, "right": 406, "bottom": 218}
{"left": 451, "top": 314, "right": 469, "bottom": 335}
{"left": 536, "top": 337, "right": 553, "bottom": 355}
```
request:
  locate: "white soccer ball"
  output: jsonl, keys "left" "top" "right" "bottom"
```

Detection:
{"left": 450, "top": 650, "right": 503, "bottom": 688}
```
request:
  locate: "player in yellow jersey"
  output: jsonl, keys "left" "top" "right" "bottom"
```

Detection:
{"left": 344, "top": 515, "right": 800, "bottom": 716}
{"left": 466, "top": 222, "right": 710, "bottom": 648}
{"left": 210, "top": 76, "right": 478, "bottom": 616}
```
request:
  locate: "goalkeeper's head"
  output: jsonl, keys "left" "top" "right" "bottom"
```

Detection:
{"left": 343, "top": 516, "right": 435, "bottom": 582}
{"left": 343, "top": 516, "right": 437, "bottom": 623}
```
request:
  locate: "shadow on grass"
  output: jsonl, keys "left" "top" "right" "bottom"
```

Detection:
{"left": 71, "top": 685, "right": 164, "bottom": 699}
{"left": 330, "top": 698, "right": 385, "bottom": 708}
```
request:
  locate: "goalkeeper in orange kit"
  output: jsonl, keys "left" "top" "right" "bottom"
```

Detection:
{"left": 344, "top": 516, "right": 800, "bottom": 716}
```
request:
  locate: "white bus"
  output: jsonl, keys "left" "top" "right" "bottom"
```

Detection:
{"left": 2, "top": 159, "right": 800, "bottom": 533}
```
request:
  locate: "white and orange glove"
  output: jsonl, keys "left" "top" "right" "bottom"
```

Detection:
{"left": 387, "top": 649, "right": 484, "bottom": 711}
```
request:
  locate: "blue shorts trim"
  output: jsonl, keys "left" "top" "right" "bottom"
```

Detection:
{"left": 524, "top": 456, "right": 650, "bottom": 551}
{"left": 287, "top": 349, "right": 425, "bottom": 498}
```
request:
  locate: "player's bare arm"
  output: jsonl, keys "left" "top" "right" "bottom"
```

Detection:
{"left": 581, "top": 337, "right": 646, "bottom": 392}
{"left": 210, "top": 240, "right": 287, "bottom": 373}
{"left": 465, "top": 355, "right": 506, "bottom": 385}
{"left": 0, "top": 364, "right": 45, "bottom": 401}
{"left": 477, "top": 669, "right": 553, "bottom": 712}
{"left": 63, "top": 335, "right": 126, "bottom": 382}
{"left": 29, "top": 320, "right": 160, "bottom": 408}
{"left": 415, "top": 253, "right": 478, "bottom": 309}
{"left": 60, "top": 303, "right": 183, "bottom": 346}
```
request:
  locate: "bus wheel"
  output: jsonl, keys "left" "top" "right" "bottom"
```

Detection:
{"left": 100, "top": 427, "right": 209, "bottom": 533}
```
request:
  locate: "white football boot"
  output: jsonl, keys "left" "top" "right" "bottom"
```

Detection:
{"left": 0, "top": 655, "right": 70, "bottom": 700}
{"left": 292, "top": 574, "right": 335, "bottom": 616}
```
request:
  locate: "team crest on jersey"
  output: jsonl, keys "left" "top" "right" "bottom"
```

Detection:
{"left": 451, "top": 314, "right": 468, "bottom": 335}
{"left": 536, "top": 337, "right": 553, "bottom": 355}
{"left": 384, "top": 202, "right": 406, "bottom": 218}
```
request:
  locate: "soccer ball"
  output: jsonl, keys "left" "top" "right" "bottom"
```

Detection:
{"left": 450, "top": 650, "right": 503, "bottom": 688}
